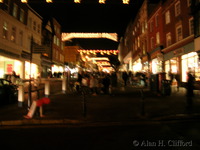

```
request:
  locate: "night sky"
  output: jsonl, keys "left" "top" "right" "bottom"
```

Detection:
{"left": 29, "top": 0, "right": 145, "bottom": 36}
{"left": 29, "top": 0, "right": 160, "bottom": 49}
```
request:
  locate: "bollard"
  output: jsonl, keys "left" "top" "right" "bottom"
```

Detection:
{"left": 44, "top": 81, "right": 50, "bottom": 97}
{"left": 18, "top": 85, "right": 24, "bottom": 107}
{"left": 62, "top": 77, "right": 67, "bottom": 94}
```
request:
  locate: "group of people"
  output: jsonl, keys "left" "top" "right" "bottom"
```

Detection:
{"left": 122, "top": 71, "right": 148, "bottom": 87}
{"left": 75, "top": 72, "right": 118, "bottom": 95}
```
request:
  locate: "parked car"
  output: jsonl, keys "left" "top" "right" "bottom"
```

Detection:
{"left": 0, "top": 79, "right": 18, "bottom": 105}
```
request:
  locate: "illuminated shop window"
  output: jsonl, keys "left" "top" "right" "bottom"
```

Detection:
{"left": 181, "top": 52, "right": 199, "bottom": 82}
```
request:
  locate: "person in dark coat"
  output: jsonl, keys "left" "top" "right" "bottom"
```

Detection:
{"left": 102, "top": 74, "right": 111, "bottom": 94}
{"left": 122, "top": 71, "right": 128, "bottom": 86}
{"left": 187, "top": 72, "right": 195, "bottom": 97}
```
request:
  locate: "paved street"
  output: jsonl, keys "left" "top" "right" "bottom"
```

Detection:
{"left": 0, "top": 84, "right": 200, "bottom": 149}
{"left": 0, "top": 85, "right": 200, "bottom": 123}
{"left": 0, "top": 120, "right": 200, "bottom": 150}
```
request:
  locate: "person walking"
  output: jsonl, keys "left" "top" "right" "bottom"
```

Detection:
{"left": 122, "top": 71, "right": 128, "bottom": 86}
{"left": 187, "top": 72, "right": 195, "bottom": 97}
{"left": 102, "top": 74, "right": 111, "bottom": 94}
{"left": 89, "top": 75, "right": 98, "bottom": 96}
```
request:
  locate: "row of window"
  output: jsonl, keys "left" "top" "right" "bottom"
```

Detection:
{"left": 27, "top": 17, "right": 41, "bottom": 34}
{"left": 150, "top": 18, "right": 194, "bottom": 49}
{"left": 2, "top": 21, "right": 24, "bottom": 46}
{"left": 12, "top": 3, "right": 25, "bottom": 24}
{"left": 53, "top": 48, "right": 64, "bottom": 62}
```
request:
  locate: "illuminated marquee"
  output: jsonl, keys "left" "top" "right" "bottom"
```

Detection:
{"left": 62, "top": 33, "right": 118, "bottom": 42}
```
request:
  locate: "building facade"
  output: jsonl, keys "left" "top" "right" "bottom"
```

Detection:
{"left": 161, "top": 0, "right": 195, "bottom": 82}
{"left": 51, "top": 18, "right": 64, "bottom": 76}
{"left": 119, "top": 0, "right": 199, "bottom": 83}
{"left": 0, "top": 0, "right": 42, "bottom": 80}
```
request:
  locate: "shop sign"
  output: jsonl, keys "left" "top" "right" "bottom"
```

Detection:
{"left": 21, "top": 51, "right": 31, "bottom": 60}
{"left": 6, "top": 64, "right": 13, "bottom": 74}
{"left": 173, "top": 48, "right": 184, "bottom": 56}
{"left": 32, "top": 43, "right": 49, "bottom": 53}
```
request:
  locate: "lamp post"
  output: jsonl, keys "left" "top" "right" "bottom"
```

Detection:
{"left": 28, "top": 36, "right": 33, "bottom": 110}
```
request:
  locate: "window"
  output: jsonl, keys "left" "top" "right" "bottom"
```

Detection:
{"left": 142, "top": 42, "right": 146, "bottom": 55}
{"left": 37, "top": 24, "right": 41, "bottom": 34}
{"left": 53, "top": 36, "right": 56, "bottom": 44}
{"left": 11, "top": 26, "right": 16, "bottom": 42}
{"left": 176, "top": 25, "right": 183, "bottom": 41}
{"left": 165, "top": 10, "right": 170, "bottom": 24}
{"left": 150, "top": 21, "right": 153, "bottom": 32}
{"left": 155, "top": 15, "right": 159, "bottom": 27}
{"left": 28, "top": 17, "right": 32, "bottom": 28}
{"left": 137, "top": 37, "right": 140, "bottom": 48}
{"left": 135, "top": 39, "right": 137, "bottom": 50}
{"left": 145, "top": 20, "right": 148, "bottom": 29}
{"left": 19, "top": 9, "right": 24, "bottom": 23}
{"left": 156, "top": 32, "right": 160, "bottom": 45}
{"left": 175, "top": 1, "right": 181, "bottom": 16}
{"left": 142, "top": 22, "right": 145, "bottom": 33}
{"left": 12, "top": 3, "right": 18, "bottom": 18}
{"left": 3, "top": 21, "right": 8, "bottom": 39}
{"left": 57, "top": 38, "right": 60, "bottom": 47}
{"left": 33, "top": 21, "right": 36, "bottom": 31}
{"left": 151, "top": 37, "right": 154, "bottom": 49}
{"left": 189, "top": 18, "right": 194, "bottom": 35}
{"left": 187, "top": 0, "right": 191, "bottom": 6}
{"left": 166, "top": 32, "right": 171, "bottom": 47}
{"left": 4, "top": 0, "right": 10, "bottom": 12}
{"left": 19, "top": 31, "right": 23, "bottom": 46}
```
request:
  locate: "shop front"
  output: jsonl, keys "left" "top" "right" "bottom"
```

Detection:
{"left": 0, "top": 55, "right": 23, "bottom": 79}
{"left": 132, "top": 58, "right": 142, "bottom": 73}
{"left": 163, "top": 42, "right": 199, "bottom": 82}
{"left": 24, "top": 61, "right": 40, "bottom": 79}
{"left": 181, "top": 52, "right": 199, "bottom": 82}
{"left": 51, "top": 64, "right": 64, "bottom": 78}
{"left": 152, "top": 58, "right": 163, "bottom": 74}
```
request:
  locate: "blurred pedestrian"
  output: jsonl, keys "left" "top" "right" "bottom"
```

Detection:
{"left": 102, "top": 74, "right": 111, "bottom": 94}
{"left": 89, "top": 75, "right": 98, "bottom": 96}
{"left": 187, "top": 72, "right": 195, "bottom": 97}
{"left": 122, "top": 71, "right": 128, "bottom": 86}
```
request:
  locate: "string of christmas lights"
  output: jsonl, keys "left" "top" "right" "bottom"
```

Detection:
{"left": 0, "top": 0, "right": 130, "bottom": 4}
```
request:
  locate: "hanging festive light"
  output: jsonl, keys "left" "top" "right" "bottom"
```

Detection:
{"left": 0, "top": 0, "right": 3, "bottom": 3}
{"left": 122, "top": 0, "right": 130, "bottom": 4}
{"left": 21, "top": 0, "right": 28, "bottom": 3}
{"left": 78, "top": 49, "right": 118, "bottom": 55}
{"left": 99, "top": 0, "right": 106, "bottom": 4}
{"left": 74, "top": 0, "right": 81, "bottom": 3}
{"left": 46, "top": 0, "right": 53, "bottom": 3}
